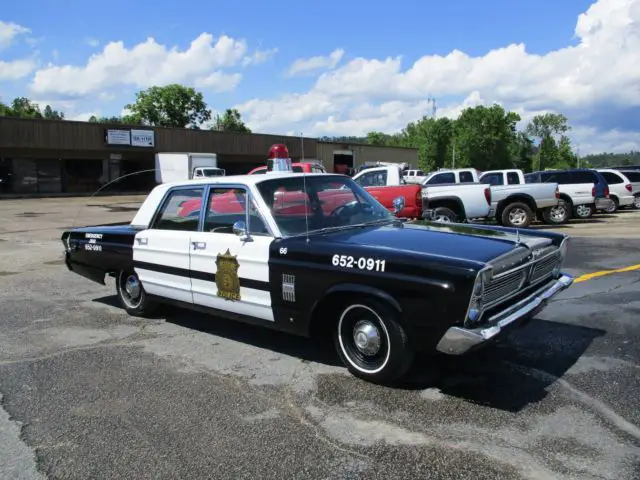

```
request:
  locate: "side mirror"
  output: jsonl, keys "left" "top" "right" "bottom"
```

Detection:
{"left": 392, "top": 196, "right": 405, "bottom": 215}
{"left": 232, "top": 220, "right": 252, "bottom": 241}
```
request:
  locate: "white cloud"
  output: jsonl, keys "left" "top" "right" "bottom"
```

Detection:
{"left": 86, "top": 38, "right": 99, "bottom": 47}
{"left": 0, "top": 20, "right": 30, "bottom": 49}
{"left": 29, "top": 33, "right": 250, "bottom": 97}
{"left": 195, "top": 71, "right": 242, "bottom": 92}
{"left": 242, "top": 47, "right": 278, "bottom": 66}
{"left": 235, "top": 0, "right": 640, "bottom": 153}
{"left": 286, "top": 48, "right": 345, "bottom": 77}
{"left": 0, "top": 58, "right": 36, "bottom": 81}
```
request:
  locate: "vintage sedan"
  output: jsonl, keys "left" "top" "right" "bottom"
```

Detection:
{"left": 61, "top": 168, "right": 574, "bottom": 384}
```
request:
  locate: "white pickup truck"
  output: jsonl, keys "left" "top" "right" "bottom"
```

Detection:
{"left": 478, "top": 169, "right": 561, "bottom": 227}
{"left": 352, "top": 165, "right": 491, "bottom": 223}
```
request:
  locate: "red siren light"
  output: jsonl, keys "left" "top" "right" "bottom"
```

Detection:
{"left": 266, "top": 143, "right": 293, "bottom": 173}
{"left": 268, "top": 143, "right": 290, "bottom": 159}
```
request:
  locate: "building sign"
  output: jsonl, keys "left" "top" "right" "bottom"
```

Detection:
{"left": 131, "top": 129, "right": 154, "bottom": 147}
{"left": 106, "top": 129, "right": 131, "bottom": 145}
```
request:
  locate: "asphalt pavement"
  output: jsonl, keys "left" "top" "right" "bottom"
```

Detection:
{"left": 0, "top": 198, "right": 639, "bottom": 480}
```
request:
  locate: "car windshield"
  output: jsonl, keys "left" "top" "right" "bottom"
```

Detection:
{"left": 254, "top": 175, "right": 394, "bottom": 236}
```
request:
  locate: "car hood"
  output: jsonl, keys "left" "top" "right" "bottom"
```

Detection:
{"left": 318, "top": 220, "right": 554, "bottom": 267}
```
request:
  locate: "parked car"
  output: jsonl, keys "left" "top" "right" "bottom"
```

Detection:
{"left": 351, "top": 165, "right": 492, "bottom": 222}
{"left": 59, "top": 145, "right": 574, "bottom": 384}
{"left": 617, "top": 169, "right": 640, "bottom": 209}
{"left": 523, "top": 169, "right": 613, "bottom": 220}
{"left": 478, "top": 169, "right": 560, "bottom": 227}
{"left": 595, "top": 169, "right": 636, "bottom": 213}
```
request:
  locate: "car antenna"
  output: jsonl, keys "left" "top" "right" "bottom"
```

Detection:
{"left": 267, "top": 142, "right": 310, "bottom": 243}
{"left": 301, "top": 132, "right": 310, "bottom": 244}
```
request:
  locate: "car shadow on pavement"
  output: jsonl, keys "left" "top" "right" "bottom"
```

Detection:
{"left": 399, "top": 318, "right": 606, "bottom": 412}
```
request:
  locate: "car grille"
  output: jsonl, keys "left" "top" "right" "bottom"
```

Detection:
{"left": 483, "top": 251, "right": 560, "bottom": 308}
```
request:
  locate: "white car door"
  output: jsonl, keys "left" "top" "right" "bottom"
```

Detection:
{"left": 133, "top": 185, "right": 205, "bottom": 304}
{"left": 188, "top": 185, "right": 274, "bottom": 322}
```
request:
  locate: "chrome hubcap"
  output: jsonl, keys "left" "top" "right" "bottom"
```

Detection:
{"left": 352, "top": 320, "right": 381, "bottom": 356}
{"left": 434, "top": 215, "right": 452, "bottom": 223}
{"left": 509, "top": 208, "right": 527, "bottom": 225}
{"left": 125, "top": 275, "right": 141, "bottom": 300}
{"left": 550, "top": 206, "right": 565, "bottom": 221}
{"left": 576, "top": 205, "right": 590, "bottom": 216}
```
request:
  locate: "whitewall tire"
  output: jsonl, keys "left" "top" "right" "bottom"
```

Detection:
{"left": 333, "top": 298, "right": 414, "bottom": 384}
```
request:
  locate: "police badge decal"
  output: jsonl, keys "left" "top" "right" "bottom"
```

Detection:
{"left": 215, "top": 248, "right": 241, "bottom": 301}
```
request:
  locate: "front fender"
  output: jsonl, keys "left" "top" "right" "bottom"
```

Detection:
{"left": 324, "top": 283, "right": 403, "bottom": 313}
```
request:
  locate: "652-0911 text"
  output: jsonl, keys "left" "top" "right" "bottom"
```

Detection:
{"left": 331, "top": 254, "right": 386, "bottom": 272}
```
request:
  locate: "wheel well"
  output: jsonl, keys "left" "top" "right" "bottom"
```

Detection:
{"left": 558, "top": 193, "right": 573, "bottom": 205}
{"left": 428, "top": 198, "right": 466, "bottom": 219}
{"left": 497, "top": 195, "right": 536, "bottom": 215}
{"left": 609, "top": 193, "right": 619, "bottom": 202}
{"left": 308, "top": 289, "right": 401, "bottom": 341}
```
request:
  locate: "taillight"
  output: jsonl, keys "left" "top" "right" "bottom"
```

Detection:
{"left": 604, "top": 186, "right": 609, "bottom": 197}
{"left": 591, "top": 186, "right": 596, "bottom": 197}
{"left": 625, "top": 183, "right": 632, "bottom": 192}
{"left": 555, "top": 186, "right": 560, "bottom": 199}
{"left": 416, "top": 189, "right": 422, "bottom": 205}
{"left": 484, "top": 187, "right": 491, "bottom": 205}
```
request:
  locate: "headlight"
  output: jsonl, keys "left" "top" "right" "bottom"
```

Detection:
{"left": 466, "top": 267, "right": 492, "bottom": 324}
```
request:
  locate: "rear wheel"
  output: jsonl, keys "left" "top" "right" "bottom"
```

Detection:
{"left": 430, "top": 207, "right": 458, "bottom": 223}
{"left": 334, "top": 298, "right": 414, "bottom": 384}
{"left": 116, "top": 270, "right": 157, "bottom": 317}
{"left": 541, "top": 199, "right": 570, "bottom": 225}
{"left": 500, "top": 202, "right": 533, "bottom": 228}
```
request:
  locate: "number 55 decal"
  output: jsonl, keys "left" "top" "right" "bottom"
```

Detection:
{"left": 331, "top": 254, "right": 386, "bottom": 272}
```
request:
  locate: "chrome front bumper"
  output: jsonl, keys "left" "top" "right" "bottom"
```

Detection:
{"left": 435, "top": 274, "right": 574, "bottom": 355}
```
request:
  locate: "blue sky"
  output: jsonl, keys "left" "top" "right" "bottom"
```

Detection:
{"left": 1, "top": 0, "right": 639, "bottom": 154}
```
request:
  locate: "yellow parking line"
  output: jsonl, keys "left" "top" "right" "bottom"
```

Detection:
{"left": 574, "top": 264, "right": 640, "bottom": 283}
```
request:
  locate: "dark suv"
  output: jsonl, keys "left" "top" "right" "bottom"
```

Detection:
{"left": 524, "top": 168, "right": 613, "bottom": 219}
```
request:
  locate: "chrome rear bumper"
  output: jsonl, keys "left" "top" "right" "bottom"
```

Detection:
{"left": 435, "top": 274, "right": 574, "bottom": 355}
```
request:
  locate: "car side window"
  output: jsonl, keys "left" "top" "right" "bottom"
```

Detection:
{"left": 480, "top": 173, "right": 503, "bottom": 185}
{"left": 601, "top": 172, "right": 623, "bottom": 184}
{"left": 355, "top": 171, "right": 387, "bottom": 187}
{"left": 507, "top": 172, "right": 520, "bottom": 184}
{"left": 426, "top": 172, "right": 455, "bottom": 184}
{"left": 204, "top": 187, "right": 270, "bottom": 235}
{"left": 151, "top": 187, "right": 205, "bottom": 231}
{"left": 251, "top": 168, "right": 267, "bottom": 174}
{"left": 459, "top": 171, "right": 474, "bottom": 183}
{"left": 571, "top": 171, "right": 597, "bottom": 184}
{"left": 524, "top": 173, "right": 538, "bottom": 183}
{"left": 542, "top": 172, "right": 570, "bottom": 184}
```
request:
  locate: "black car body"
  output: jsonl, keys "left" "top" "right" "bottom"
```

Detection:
{"left": 61, "top": 171, "right": 574, "bottom": 384}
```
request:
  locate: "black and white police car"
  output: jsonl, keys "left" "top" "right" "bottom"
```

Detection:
{"left": 61, "top": 144, "right": 574, "bottom": 384}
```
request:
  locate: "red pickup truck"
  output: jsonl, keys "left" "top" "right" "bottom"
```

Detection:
{"left": 246, "top": 163, "right": 423, "bottom": 219}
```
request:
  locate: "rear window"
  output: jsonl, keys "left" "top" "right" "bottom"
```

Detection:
{"left": 623, "top": 171, "right": 640, "bottom": 182}
{"left": 480, "top": 173, "right": 503, "bottom": 185}
{"left": 459, "top": 171, "right": 474, "bottom": 183}
{"left": 601, "top": 172, "right": 623, "bottom": 184}
{"left": 426, "top": 172, "right": 455, "bottom": 184}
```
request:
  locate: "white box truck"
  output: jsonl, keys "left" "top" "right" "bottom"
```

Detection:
{"left": 155, "top": 152, "right": 225, "bottom": 183}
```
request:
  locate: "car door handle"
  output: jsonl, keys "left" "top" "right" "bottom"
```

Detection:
{"left": 136, "top": 237, "right": 148, "bottom": 245}
{"left": 192, "top": 241, "right": 206, "bottom": 250}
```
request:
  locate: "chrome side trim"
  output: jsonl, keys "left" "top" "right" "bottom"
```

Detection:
{"left": 436, "top": 274, "right": 574, "bottom": 355}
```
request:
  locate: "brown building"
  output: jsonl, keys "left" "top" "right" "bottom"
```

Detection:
{"left": 0, "top": 117, "right": 418, "bottom": 196}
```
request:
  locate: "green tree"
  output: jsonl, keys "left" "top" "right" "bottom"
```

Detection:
{"left": 526, "top": 113, "right": 571, "bottom": 170}
{"left": 210, "top": 108, "right": 251, "bottom": 133}
{"left": 452, "top": 104, "right": 521, "bottom": 170}
{"left": 43, "top": 104, "right": 65, "bottom": 120}
{"left": 510, "top": 131, "right": 535, "bottom": 172}
{"left": 9, "top": 97, "right": 43, "bottom": 118}
{"left": 124, "top": 84, "right": 212, "bottom": 128}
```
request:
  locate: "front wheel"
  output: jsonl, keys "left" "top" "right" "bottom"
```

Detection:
{"left": 574, "top": 203, "right": 594, "bottom": 219}
{"left": 334, "top": 299, "right": 414, "bottom": 384}
{"left": 430, "top": 207, "right": 458, "bottom": 223}
{"left": 115, "top": 270, "right": 157, "bottom": 317}
{"left": 541, "top": 200, "right": 570, "bottom": 225}
{"left": 634, "top": 194, "right": 640, "bottom": 209}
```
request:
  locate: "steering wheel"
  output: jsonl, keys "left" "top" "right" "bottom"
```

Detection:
{"left": 329, "top": 200, "right": 371, "bottom": 218}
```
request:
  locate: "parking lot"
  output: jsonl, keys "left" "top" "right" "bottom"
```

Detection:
{"left": 1, "top": 196, "right": 639, "bottom": 480}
